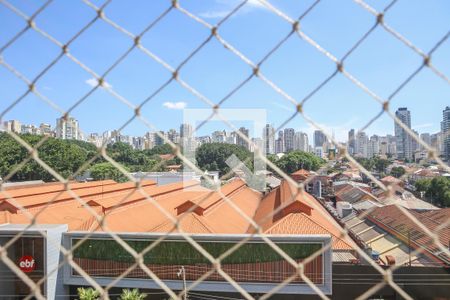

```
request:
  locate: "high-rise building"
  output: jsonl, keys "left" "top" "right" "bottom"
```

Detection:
{"left": 275, "top": 130, "right": 284, "bottom": 153}
{"left": 237, "top": 127, "right": 249, "bottom": 150}
{"left": 249, "top": 137, "right": 264, "bottom": 153}
{"left": 355, "top": 131, "right": 368, "bottom": 158}
{"left": 212, "top": 130, "right": 227, "bottom": 143}
{"left": 131, "top": 136, "right": 145, "bottom": 150}
{"left": 263, "top": 124, "right": 275, "bottom": 154}
{"left": 226, "top": 131, "right": 237, "bottom": 145}
{"left": 154, "top": 131, "right": 166, "bottom": 146}
{"left": 411, "top": 130, "right": 419, "bottom": 153}
{"left": 180, "top": 123, "right": 193, "bottom": 139}
{"left": 283, "top": 128, "right": 295, "bottom": 152}
{"left": 395, "top": 107, "right": 413, "bottom": 161}
{"left": 348, "top": 129, "right": 355, "bottom": 155}
{"left": 3, "top": 120, "right": 22, "bottom": 133}
{"left": 420, "top": 133, "right": 431, "bottom": 150}
{"left": 40, "top": 123, "right": 53, "bottom": 136}
{"left": 294, "top": 132, "right": 309, "bottom": 152}
{"left": 368, "top": 135, "right": 380, "bottom": 158}
{"left": 314, "top": 130, "right": 327, "bottom": 148}
{"left": 441, "top": 106, "right": 450, "bottom": 161}
{"left": 167, "top": 129, "right": 180, "bottom": 144}
{"left": 56, "top": 117, "right": 79, "bottom": 140}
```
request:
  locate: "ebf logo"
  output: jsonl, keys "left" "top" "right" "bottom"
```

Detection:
{"left": 18, "top": 255, "right": 35, "bottom": 273}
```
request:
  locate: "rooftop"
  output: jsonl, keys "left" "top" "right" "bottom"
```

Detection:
{"left": 0, "top": 178, "right": 356, "bottom": 256}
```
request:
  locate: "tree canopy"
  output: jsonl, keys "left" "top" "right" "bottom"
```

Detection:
{"left": 0, "top": 133, "right": 175, "bottom": 182}
{"left": 274, "top": 151, "right": 324, "bottom": 174}
{"left": 414, "top": 177, "right": 450, "bottom": 207}
{"left": 390, "top": 166, "right": 406, "bottom": 178}
{"left": 195, "top": 143, "right": 252, "bottom": 176}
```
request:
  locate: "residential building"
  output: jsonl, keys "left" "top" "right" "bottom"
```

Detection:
{"left": 39, "top": 123, "right": 53, "bottom": 136}
{"left": 154, "top": 131, "right": 166, "bottom": 146}
{"left": 237, "top": 127, "right": 249, "bottom": 150}
{"left": 166, "top": 129, "right": 179, "bottom": 144}
{"left": 314, "top": 130, "right": 327, "bottom": 148}
{"left": 348, "top": 129, "right": 355, "bottom": 155}
{"left": 226, "top": 131, "right": 237, "bottom": 145}
{"left": 395, "top": 107, "right": 413, "bottom": 161}
{"left": 132, "top": 136, "right": 145, "bottom": 150}
{"left": 212, "top": 130, "right": 227, "bottom": 143}
{"left": 249, "top": 137, "right": 264, "bottom": 153}
{"left": 21, "top": 124, "right": 40, "bottom": 135}
{"left": 431, "top": 132, "right": 444, "bottom": 157}
{"left": 3, "top": 120, "right": 21, "bottom": 133}
{"left": 283, "top": 128, "right": 295, "bottom": 152}
{"left": 420, "top": 133, "right": 431, "bottom": 150}
{"left": 180, "top": 123, "right": 193, "bottom": 139}
{"left": 87, "top": 133, "right": 103, "bottom": 147}
{"left": 263, "top": 124, "right": 275, "bottom": 154}
{"left": 368, "top": 135, "right": 380, "bottom": 158}
{"left": 355, "top": 131, "right": 368, "bottom": 158}
{"left": 275, "top": 130, "right": 285, "bottom": 153}
{"left": 55, "top": 117, "right": 79, "bottom": 140}
{"left": 411, "top": 129, "right": 419, "bottom": 153}
{"left": 442, "top": 106, "right": 450, "bottom": 160}
{"left": 196, "top": 135, "right": 211, "bottom": 146}
{"left": 294, "top": 131, "right": 308, "bottom": 152}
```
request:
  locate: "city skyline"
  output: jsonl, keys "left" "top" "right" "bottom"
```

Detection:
{"left": 2, "top": 105, "right": 449, "bottom": 160}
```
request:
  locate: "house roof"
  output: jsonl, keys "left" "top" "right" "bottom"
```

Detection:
{"left": 381, "top": 176, "right": 403, "bottom": 184}
{"left": 366, "top": 205, "right": 450, "bottom": 264}
{"left": 0, "top": 178, "right": 356, "bottom": 253}
{"left": 291, "top": 169, "right": 310, "bottom": 176}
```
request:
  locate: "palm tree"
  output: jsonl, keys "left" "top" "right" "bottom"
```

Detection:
{"left": 119, "top": 289, "right": 147, "bottom": 300}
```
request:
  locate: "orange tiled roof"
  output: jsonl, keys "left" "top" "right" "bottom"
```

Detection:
{"left": 0, "top": 178, "right": 356, "bottom": 251}
{"left": 0, "top": 180, "right": 156, "bottom": 211}
{"left": 291, "top": 169, "right": 310, "bottom": 176}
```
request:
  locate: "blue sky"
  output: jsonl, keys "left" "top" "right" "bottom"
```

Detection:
{"left": 1, "top": 0, "right": 449, "bottom": 142}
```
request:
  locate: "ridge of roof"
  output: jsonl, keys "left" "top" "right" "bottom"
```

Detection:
{"left": 0, "top": 180, "right": 117, "bottom": 201}
{"left": 1, "top": 180, "right": 157, "bottom": 212}
{"left": 88, "top": 180, "right": 200, "bottom": 211}
{"left": 174, "top": 179, "right": 248, "bottom": 216}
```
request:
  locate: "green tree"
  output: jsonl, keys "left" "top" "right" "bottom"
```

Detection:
{"left": 415, "top": 178, "right": 432, "bottom": 194}
{"left": 77, "top": 287, "right": 100, "bottom": 300}
{"left": 144, "top": 143, "right": 174, "bottom": 155}
{"left": 119, "top": 289, "right": 147, "bottom": 300}
{"left": 0, "top": 133, "right": 90, "bottom": 181}
{"left": 428, "top": 177, "right": 450, "bottom": 207}
{"left": 390, "top": 166, "right": 406, "bottom": 178}
{"left": 275, "top": 151, "right": 324, "bottom": 174}
{"left": 195, "top": 143, "right": 252, "bottom": 176}
{"left": 90, "top": 162, "right": 129, "bottom": 182}
{"left": 374, "top": 157, "right": 390, "bottom": 173}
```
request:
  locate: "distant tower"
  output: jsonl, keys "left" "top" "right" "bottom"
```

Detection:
{"left": 314, "top": 130, "right": 326, "bottom": 148}
{"left": 263, "top": 124, "right": 275, "bottom": 154}
{"left": 442, "top": 106, "right": 450, "bottom": 161}
{"left": 395, "top": 107, "right": 413, "bottom": 161}
{"left": 237, "top": 127, "right": 249, "bottom": 150}
{"left": 348, "top": 129, "right": 355, "bottom": 155}
{"left": 56, "top": 117, "right": 79, "bottom": 140}
{"left": 283, "top": 128, "right": 295, "bottom": 152}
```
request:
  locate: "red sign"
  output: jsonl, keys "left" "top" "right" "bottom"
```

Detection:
{"left": 18, "top": 256, "right": 35, "bottom": 273}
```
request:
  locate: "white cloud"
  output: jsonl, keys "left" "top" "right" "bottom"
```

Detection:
{"left": 199, "top": 0, "right": 267, "bottom": 19}
{"left": 162, "top": 101, "right": 187, "bottom": 110}
{"left": 271, "top": 101, "right": 296, "bottom": 113}
{"left": 85, "top": 78, "right": 112, "bottom": 89}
